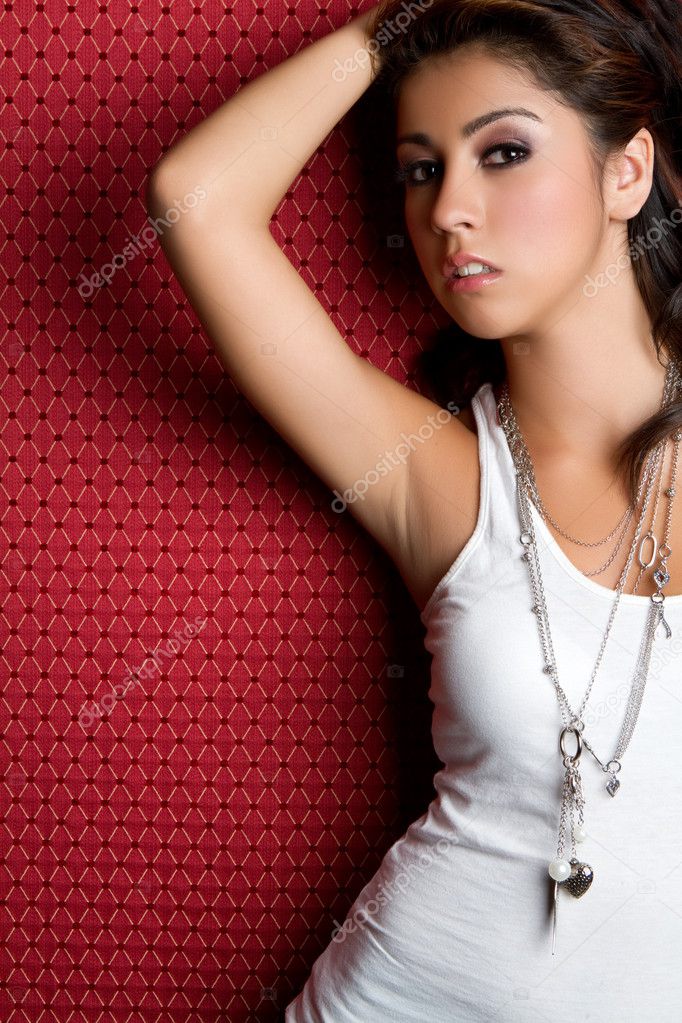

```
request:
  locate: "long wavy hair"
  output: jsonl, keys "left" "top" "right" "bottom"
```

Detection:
{"left": 363, "top": 0, "right": 682, "bottom": 504}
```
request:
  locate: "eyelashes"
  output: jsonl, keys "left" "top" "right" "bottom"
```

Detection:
{"left": 394, "top": 142, "right": 531, "bottom": 187}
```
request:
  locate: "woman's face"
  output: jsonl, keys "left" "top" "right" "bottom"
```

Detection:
{"left": 394, "top": 47, "right": 608, "bottom": 341}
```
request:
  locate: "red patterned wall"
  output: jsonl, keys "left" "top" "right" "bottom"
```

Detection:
{"left": 0, "top": 3, "right": 445, "bottom": 1020}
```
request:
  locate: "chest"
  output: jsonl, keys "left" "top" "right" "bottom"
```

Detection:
{"left": 531, "top": 446, "right": 682, "bottom": 599}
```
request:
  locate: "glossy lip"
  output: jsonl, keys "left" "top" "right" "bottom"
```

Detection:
{"left": 445, "top": 269, "right": 503, "bottom": 292}
{"left": 441, "top": 251, "right": 501, "bottom": 279}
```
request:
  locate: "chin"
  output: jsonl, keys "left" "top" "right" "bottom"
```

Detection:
{"left": 457, "top": 330, "right": 503, "bottom": 343}
{"left": 446, "top": 312, "right": 507, "bottom": 341}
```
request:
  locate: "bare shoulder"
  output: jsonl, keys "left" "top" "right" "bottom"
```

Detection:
{"left": 394, "top": 400, "right": 481, "bottom": 614}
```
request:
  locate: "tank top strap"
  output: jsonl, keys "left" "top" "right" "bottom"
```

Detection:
{"left": 469, "top": 379, "right": 523, "bottom": 549}
{"left": 419, "top": 379, "right": 527, "bottom": 624}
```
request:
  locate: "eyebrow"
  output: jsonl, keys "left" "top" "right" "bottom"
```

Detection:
{"left": 395, "top": 107, "right": 543, "bottom": 149}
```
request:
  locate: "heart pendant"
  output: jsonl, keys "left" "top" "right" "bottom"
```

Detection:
{"left": 558, "top": 857, "right": 594, "bottom": 898}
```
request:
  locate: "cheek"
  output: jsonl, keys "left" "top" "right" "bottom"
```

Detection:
{"left": 402, "top": 158, "right": 602, "bottom": 282}
{"left": 500, "top": 164, "right": 602, "bottom": 268}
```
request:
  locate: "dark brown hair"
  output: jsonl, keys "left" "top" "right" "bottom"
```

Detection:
{"left": 365, "top": 0, "right": 682, "bottom": 503}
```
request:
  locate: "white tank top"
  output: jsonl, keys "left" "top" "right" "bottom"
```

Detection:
{"left": 285, "top": 380, "right": 682, "bottom": 1022}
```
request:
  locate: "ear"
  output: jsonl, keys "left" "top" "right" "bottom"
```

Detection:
{"left": 604, "top": 127, "right": 655, "bottom": 221}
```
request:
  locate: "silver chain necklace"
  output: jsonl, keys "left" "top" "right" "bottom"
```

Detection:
{"left": 495, "top": 359, "right": 681, "bottom": 956}
{"left": 529, "top": 469, "right": 636, "bottom": 555}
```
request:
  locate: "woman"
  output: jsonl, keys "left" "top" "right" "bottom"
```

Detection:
{"left": 147, "top": 0, "right": 682, "bottom": 1018}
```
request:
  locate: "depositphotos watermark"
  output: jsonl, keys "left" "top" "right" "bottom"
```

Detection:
{"left": 76, "top": 185, "right": 208, "bottom": 299}
{"left": 332, "top": 400, "right": 460, "bottom": 513}
{"left": 332, "top": 0, "right": 435, "bottom": 82}
{"left": 330, "top": 836, "right": 455, "bottom": 943}
{"left": 583, "top": 629, "right": 680, "bottom": 727}
{"left": 78, "top": 614, "right": 208, "bottom": 730}
{"left": 583, "top": 205, "right": 682, "bottom": 297}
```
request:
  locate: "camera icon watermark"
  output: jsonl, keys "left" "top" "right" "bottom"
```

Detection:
{"left": 5, "top": 341, "right": 23, "bottom": 361}
{"left": 6, "top": 768, "right": 28, "bottom": 790}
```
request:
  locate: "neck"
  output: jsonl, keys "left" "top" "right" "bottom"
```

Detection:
{"left": 489, "top": 253, "right": 675, "bottom": 472}
{"left": 496, "top": 335, "right": 670, "bottom": 475}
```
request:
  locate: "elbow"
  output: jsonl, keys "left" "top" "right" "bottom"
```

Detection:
{"left": 145, "top": 158, "right": 177, "bottom": 218}
{"left": 145, "top": 157, "right": 209, "bottom": 247}
{"left": 146, "top": 153, "right": 268, "bottom": 235}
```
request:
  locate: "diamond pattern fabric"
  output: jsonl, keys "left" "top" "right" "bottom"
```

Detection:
{"left": 0, "top": 4, "right": 446, "bottom": 1020}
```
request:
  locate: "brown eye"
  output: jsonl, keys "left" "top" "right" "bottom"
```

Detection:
{"left": 393, "top": 160, "right": 439, "bottom": 187}
{"left": 481, "top": 143, "right": 531, "bottom": 167}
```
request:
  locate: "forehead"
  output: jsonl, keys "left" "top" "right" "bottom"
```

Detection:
{"left": 395, "top": 48, "right": 557, "bottom": 135}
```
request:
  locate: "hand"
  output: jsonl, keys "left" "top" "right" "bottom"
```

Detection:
{"left": 360, "top": 2, "right": 390, "bottom": 77}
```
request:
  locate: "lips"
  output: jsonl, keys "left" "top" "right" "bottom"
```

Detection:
{"left": 441, "top": 252, "right": 501, "bottom": 279}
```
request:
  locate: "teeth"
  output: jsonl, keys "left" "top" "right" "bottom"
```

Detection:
{"left": 454, "top": 261, "right": 495, "bottom": 277}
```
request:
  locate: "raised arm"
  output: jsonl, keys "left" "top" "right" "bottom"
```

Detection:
{"left": 145, "top": 6, "right": 476, "bottom": 607}
{"left": 149, "top": 6, "right": 382, "bottom": 225}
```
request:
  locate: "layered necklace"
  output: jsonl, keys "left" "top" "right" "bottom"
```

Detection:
{"left": 496, "top": 357, "right": 682, "bottom": 956}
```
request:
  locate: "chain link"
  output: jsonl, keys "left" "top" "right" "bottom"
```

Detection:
{"left": 497, "top": 358, "right": 680, "bottom": 734}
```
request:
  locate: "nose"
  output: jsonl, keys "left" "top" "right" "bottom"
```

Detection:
{"left": 429, "top": 166, "right": 483, "bottom": 235}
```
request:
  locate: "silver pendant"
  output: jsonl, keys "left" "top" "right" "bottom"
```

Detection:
{"left": 582, "top": 739, "right": 626, "bottom": 797}
{"left": 654, "top": 567, "right": 670, "bottom": 588}
{"left": 559, "top": 857, "right": 594, "bottom": 898}
{"left": 604, "top": 760, "right": 623, "bottom": 796}
{"left": 657, "top": 611, "right": 672, "bottom": 640}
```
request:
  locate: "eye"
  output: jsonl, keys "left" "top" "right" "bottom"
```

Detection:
{"left": 481, "top": 142, "right": 530, "bottom": 167}
{"left": 394, "top": 143, "right": 531, "bottom": 188}
{"left": 393, "top": 160, "right": 437, "bottom": 187}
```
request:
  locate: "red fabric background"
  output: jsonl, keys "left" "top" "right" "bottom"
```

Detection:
{"left": 0, "top": 3, "right": 445, "bottom": 1019}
